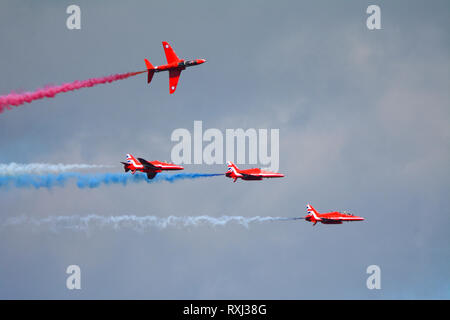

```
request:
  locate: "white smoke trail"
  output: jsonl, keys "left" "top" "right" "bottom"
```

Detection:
{"left": 0, "top": 163, "right": 114, "bottom": 175}
{"left": 1, "top": 215, "right": 295, "bottom": 232}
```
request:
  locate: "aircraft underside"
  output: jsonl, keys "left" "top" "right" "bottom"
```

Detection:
{"left": 242, "top": 176, "right": 264, "bottom": 181}
{"left": 321, "top": 220, "right": 343, "bottom": 224}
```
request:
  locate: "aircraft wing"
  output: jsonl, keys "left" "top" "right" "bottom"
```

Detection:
{"left": 169, "top": 69, "right": 182, "bottom": 94}
{"left": 320, "top": 217, "right": 342, "bottom": 222}
{"left": 246, "top": 169, "right": 284, "bottom": 178}
{"left": 240, "top": 173, "right": 257, "bottom": 179}
{"left": 321, "top": 216, "right": 363, "bottom": 222}
{"left": 162, "top": 41, "right": 180, "bottom": 64}
{"left": 137, "top": 158, "right": 159, "bottom": 170}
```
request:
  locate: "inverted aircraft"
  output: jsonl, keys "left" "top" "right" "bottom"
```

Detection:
{"left": 144, "top": 41, "right": 206, "bottom": 94}
{"left": 121, "top": 154, "right": 184, "bottom": 179}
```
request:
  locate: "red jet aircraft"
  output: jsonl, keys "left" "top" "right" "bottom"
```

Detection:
{"left": 298, "top": 204, "right": 365, "bottom": 226}
{"left": 225, "top": 161, "right": 284, "bottom": 182}
{"left": 144, "top": 41, "right": 206, "bottom": 94}
{"left": 121, "top": 154, "right": 184, "bottom": 179}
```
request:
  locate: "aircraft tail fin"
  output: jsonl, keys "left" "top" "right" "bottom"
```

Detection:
{"left": 227, "top": 161, "right": 239, "bottom": 172}
{"left": 144, "top": 59, "right": 154, "bottom": 70}
{"left": 307, "top": 204, "right": 320, "bottom": 219}
{"left": 144, "top": 59, "right": 155, "bottom": 83}
{"left": 126, "top": 153, "right": 141, "bottom": 167}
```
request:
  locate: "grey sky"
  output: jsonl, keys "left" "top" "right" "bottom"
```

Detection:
{"left": 0, "top": 0, "right": 449, "bottom": 299}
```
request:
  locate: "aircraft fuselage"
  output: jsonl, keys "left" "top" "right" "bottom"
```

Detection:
{"left": 153, "top": 59, "right": 206, "bottom": 72}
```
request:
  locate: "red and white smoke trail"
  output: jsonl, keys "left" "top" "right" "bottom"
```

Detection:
{"left": 0, "top": 70, "right": 145, "bottom": 113}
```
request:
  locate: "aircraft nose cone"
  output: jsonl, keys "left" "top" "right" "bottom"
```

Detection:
{"left": 200, "top": 59, "right": 206, "bottom": 64}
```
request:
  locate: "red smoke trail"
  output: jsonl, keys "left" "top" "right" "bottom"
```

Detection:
{"left": 0, "top": 70, "right": 146, "bottom": 113}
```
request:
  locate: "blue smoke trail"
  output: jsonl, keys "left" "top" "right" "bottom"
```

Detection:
{"left": 0, "top": 172, "right": 223, "bottom": 190}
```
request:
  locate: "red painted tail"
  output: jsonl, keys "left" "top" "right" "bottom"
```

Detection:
{"left": 144, "top": 59, "right": 155, "bottom": 84}
{"left": 227, "top": 161, "right": 240, "bottom": 173}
